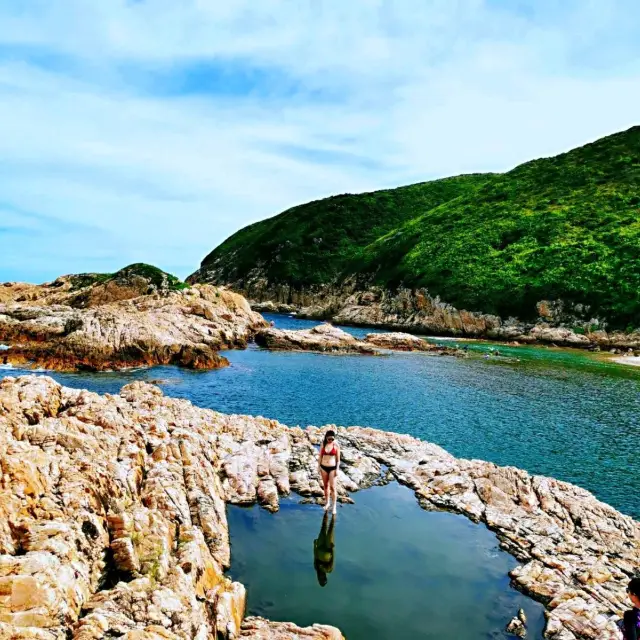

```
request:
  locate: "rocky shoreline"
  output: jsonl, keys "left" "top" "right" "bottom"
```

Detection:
{"left": 254, "top": 323, "right": 462, "bottom": 356}
{"left": 0, "top": 375, "right": 636, "bottom": 639}
{"left": 233, "top": 284, "right": 640, "bottom": 351}
{"left": 0, "top": 275, "right": 266, "bottom": 372}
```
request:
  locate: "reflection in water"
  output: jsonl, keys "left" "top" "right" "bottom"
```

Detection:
{"left": 227, "top": 484, "right": 547, "bottom": 639}
{"left": 314, "top": 512, "right": 336, "bottom": 586}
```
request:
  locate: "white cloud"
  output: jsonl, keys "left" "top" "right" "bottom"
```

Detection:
{"left": 0, "top": 0, "right": 638, "bottom": 282}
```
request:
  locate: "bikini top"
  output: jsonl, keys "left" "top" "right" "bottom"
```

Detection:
{"left": 321, "top": 444, "right": 338, "bottom": 457}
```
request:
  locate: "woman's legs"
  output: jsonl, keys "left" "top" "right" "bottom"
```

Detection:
{"left": 320, "top": 468, "right": 330, "bottom": 509}
{"left": 329, "top": 470, "right": 338, "bottom": 514}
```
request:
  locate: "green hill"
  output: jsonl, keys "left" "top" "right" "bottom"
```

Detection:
{"left": 69, "top": 263, "right": 188, "bottom": 293}
{"left": 193, "top": 126, "right": 640, "bottom": 329}
{"left": 195, "top": 174, "right": 491, "bottom": 286}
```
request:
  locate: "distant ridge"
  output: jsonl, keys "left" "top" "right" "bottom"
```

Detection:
{"left": 191, "top": 126, "right": 640, "bottom": 330}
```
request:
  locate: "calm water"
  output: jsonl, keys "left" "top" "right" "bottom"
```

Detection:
{"left": 227, "top": 482, "right": 546, "bottom": 639}
{"left": 6, "top": 313, "right": 637, "bottom": 517}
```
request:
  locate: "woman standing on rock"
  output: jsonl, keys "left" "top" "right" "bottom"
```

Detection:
{"left": 319, "top": 430, "right": 340, "bottom": 514}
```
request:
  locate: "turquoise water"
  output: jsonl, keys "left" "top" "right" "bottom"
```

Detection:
{"left": 227, "top": 482, "right": 547, "bottom": 639}
{"left": 7, "top": 313, "right": 637, "bottom": 518}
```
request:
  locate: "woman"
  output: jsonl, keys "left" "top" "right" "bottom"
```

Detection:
{"left": 318, "top": 429, "right": 340, "bottom": 514}
{"left": 619, "top": 577, "right": 640, "bottom": 639}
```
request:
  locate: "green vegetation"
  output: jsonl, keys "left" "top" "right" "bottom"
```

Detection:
{"left": 70, "top": 263, "right": 189, "bottom": 292}
{"left": 68, "top": 273, "right": 112, "bottom": 290}
{"left": 199, "top": 175, "right": 491, "bottom": 286}
{"left": 197, "top": 126, "right": 640, "bottom": 328}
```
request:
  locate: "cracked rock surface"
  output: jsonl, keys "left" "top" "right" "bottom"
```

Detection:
{"left": 0, "top": 278, "right": 266, "bottom": 371}
{"left": 0, "top": 376, "right": 637, "bottom": 640}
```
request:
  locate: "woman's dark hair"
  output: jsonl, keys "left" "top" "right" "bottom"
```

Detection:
{"left": 322, "top": 430, "right": 336, "bottom": 448}
{"left": 628, "top": 577, "right": 640, "bottom": 597}
{"left": 316, "top": 568, "right": 328, "bottom": 587}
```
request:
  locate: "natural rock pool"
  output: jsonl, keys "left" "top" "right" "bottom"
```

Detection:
{"left": 226, "top": 482, "right": 547, "bottom": 639}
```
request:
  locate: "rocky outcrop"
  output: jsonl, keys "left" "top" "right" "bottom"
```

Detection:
{"left": 0, "top": 376, "right": 637, "bottom": 639}
{"left": 254, "top": 323, "right": 378, "bottom": 355}
{"left": 254, "top": 324, "right": 464, "bottom": 357}
{"left": 249, "top": 301, "right": 298, "bottom": 315}
{"left": 241, "top": 617, "right": 344, "bottom": 639}
{"left": 202, "top": 275, "right": 640, "bottom": 350}
{"left": 0, "top": 278, "right": 266, "bottom": 371}
{"left": 364, "top": 332, "right": 433, "bottom": 351}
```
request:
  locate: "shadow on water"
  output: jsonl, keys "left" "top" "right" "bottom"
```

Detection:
{"left": 227, "top": 483, "right": 546, "bottom": 640}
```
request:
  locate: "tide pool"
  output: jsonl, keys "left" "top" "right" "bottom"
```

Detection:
{"left": 227, "top": 482, "right": 546, "bottom": 639}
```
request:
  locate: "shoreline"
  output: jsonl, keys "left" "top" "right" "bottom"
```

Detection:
{"left": 262, "top": 311, "right": 640, "bottom": 369}
{"left": 613, "top": 355, "right": 640, "bottom": 367}
{"left": 0, "top": 375, "right": 635, "bottom": 640}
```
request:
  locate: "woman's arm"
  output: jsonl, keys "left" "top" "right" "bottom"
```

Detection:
{"left": 336, "top": 444, "right": 341, "bottom": 470}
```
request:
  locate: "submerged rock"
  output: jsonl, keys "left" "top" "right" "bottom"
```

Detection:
{"left": 0, "top": 375, "right": 636, "bottom": 640}
{"left": 506, "top": 613, "right": 527, "bottom": 637}
{"left": 0, "top": 277, "right": 266, "bottom": 371}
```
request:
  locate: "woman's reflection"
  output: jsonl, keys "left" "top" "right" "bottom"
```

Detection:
{"left": 313, "top": 511, "right": 336, "bottom": 587}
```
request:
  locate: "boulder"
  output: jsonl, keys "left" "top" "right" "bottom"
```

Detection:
{"left": 255, "top": 324, "right": 377, "bottom": 354}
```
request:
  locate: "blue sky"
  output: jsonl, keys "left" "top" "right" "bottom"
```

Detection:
{"left": 0, "top": 0, "right": 639, "bottom": 283}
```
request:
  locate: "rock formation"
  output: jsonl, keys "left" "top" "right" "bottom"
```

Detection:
{"left": 0, "top": 375, "right": 637, "bottom": 639}
{"left": 364, "top": 332, "right": 433, "bottom": 351}
{"left": 237, "top": 284, "right": 640, "bottom": 350}
{"left": 254, "top": 323, "right": 463, "bottom": 357}
{"left": 248, "top": 301, "right": 298, "bottom": 315}
{"left": 240, "top": 618, "right": 343, "bottom": 639}
{"left": 254, "top": 323, "right": 378, "bottom": 354}
{"left": 0, "top": 272, "right": 266, "bottom": 371}
{"left": 506, "top": 609, "right": 528, "bottom": 637}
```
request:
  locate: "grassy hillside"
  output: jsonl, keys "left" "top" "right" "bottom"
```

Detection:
{"left": 355, "top": 126, "right": 640, "bottom": 327}
{"left": 69, "top": 263, "right": 188, "bottom": 292}
{"left": 195, "top": 126, "right": 640, "bottom": 329}
{"left": 196, "top": 175, "right": 491, "bottom": 286}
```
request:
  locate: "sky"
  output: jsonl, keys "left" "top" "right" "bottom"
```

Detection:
{"left": 0, "top": 0, "right": 639, "bottom": 283}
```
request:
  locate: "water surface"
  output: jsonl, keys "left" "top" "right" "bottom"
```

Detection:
{"left": 227, "top": 482, "right": 546, "bottom": 639}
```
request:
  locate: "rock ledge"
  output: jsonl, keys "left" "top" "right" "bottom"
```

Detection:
{"left": 0, "top": 375, "right": 636, "bottom": 640}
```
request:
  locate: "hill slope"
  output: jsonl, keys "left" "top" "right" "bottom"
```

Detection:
{"left": 356, "top": 126, "right": 640, "bottom": 327}
{"left": 191, "top": 126, "right": 640, "bottom": 331}
{"left": 191, "top": 174, "right": 491, "bottom": 287}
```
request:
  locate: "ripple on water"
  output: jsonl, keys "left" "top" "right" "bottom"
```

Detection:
{"left": 227, "top": 483, "right": 547, "bottom": 640}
